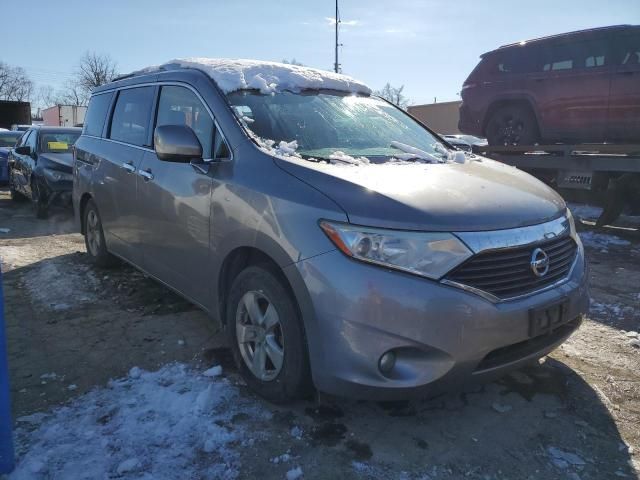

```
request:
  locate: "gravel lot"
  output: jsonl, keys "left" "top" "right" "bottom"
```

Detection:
{"left": 2, "top": 190, "right": 639, "bottom": 479}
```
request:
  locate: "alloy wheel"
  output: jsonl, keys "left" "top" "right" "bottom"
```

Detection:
{"left": 86, "top": 210, "right": 101, "bottom": 256}
{"left": 235, "top": 290, "right": 285, "bottom": 381}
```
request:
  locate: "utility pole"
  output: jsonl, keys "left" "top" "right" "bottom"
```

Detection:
{"left": 334, "top": 0, "right": 340, "bottom": 73}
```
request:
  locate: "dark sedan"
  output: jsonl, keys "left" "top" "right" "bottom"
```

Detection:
{"left": 9, "top": 126, "right": 81, "bottom": 218}
{"left": 0, "top": 130, "right": 23, "bottom": 183}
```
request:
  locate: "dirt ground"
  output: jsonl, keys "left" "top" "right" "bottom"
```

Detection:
{"left": 2, "top": 189, "right": 639, "bottom": 480}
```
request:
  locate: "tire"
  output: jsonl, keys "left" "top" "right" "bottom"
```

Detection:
{"left": 9, "top": 173, "right": 25, "bottom": 202}
{"left": 83, "top": 199, "right": 116, "bottom": 267}
{"left": 485, "top": 104, "right": 540, "bottom": 146}
{"left": 226, "top": 265, "right": 312, "bottom": 403}
{"left": 30, "top": 178, "right": 49, "bottom": 219}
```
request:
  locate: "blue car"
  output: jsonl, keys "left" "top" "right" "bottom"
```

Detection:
{"left": 0, "top": 130, "right": 23, "bottom": 183}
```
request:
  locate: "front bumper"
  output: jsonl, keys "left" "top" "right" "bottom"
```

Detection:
{"left": 288, "top": 245, "right": 588, "bottom": 400}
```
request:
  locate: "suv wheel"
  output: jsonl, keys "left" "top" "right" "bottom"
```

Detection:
{"left": 84, "top": 199, "right": 116, "bottom": 267}
{"left": 486, "top": 105, "right": 540, "bottom": 146}
{"left": 226, "top": 265, "right": 312, "bottom": 403}
{"left": 31, "top": 179, "right": 49, "bottom": 219}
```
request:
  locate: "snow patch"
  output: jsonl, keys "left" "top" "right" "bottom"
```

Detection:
{"left": 137, "top": 58, "right": 371, "bottom": 95}
{"left": 203, "top": 365, "right": 223, "bottom": 378}
{"left": 10, "top": 363, "right": 266, "bottom": 479}
{"left": 286, "top": 466, "right": 304, "bottom": 480}
{"left": 329, "top": 150, "right": 370, "bottom": 165}
{"left": 22, "top": 259, "right": 99, "bottom": 310}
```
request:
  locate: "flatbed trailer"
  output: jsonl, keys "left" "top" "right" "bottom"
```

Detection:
{"left": 472, "top": 144, "right": 640, "bottom": 204}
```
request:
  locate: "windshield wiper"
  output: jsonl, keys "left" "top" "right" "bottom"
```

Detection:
{"left": 390, "top": 141, "right": 444, "bottom": 163}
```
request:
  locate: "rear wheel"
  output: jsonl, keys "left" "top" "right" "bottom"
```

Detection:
{"left": 226, "top": 265, "right": 312, "bottom": 403}
{"left": 31, "top": 178, "right": 49, "bottom": 219}
{"left": 83, "top": 199, "right": 116, "bottom": 267}
{"left": 486, "top": 104, "right": 540, "bottom": 146}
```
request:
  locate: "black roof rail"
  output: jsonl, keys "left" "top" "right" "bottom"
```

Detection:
{"left": 495, "top": 24, "right": 636, "bottom": 51}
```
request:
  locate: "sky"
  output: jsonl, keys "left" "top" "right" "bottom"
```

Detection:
{"left": 3, "top": 0, "right": 639, "bottom": 106}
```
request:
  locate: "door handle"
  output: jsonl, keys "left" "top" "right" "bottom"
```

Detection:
{"left": 122, "top": 162, "right": 136, "bottom": 173}
{"left": 616, "top": 70, "right": 635, "bottom": 75}
{"left": 139, "top": 169, "right": 154, "bottom": 181}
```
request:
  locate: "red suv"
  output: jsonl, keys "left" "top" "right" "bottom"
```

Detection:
{"left": 459, "top": 25, "right": 640, "bottom": 145}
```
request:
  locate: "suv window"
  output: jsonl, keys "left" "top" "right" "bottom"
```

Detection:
{"left": 619, "top": 34, "right": 640, "bottom": 66}
{"left": 156, "top": 86, "right": 214, "bottom": 158}
{"left": 494, "top": 49, "right": 536, "bottom": 74}
{"left": 109, "top": 87, "right": 154, "bottom": 147}
{"left": 84, "top": 92, "right": 114, "bottom": 137}
{"left": 539, "top": 40, "right": 608, "bottom": 72}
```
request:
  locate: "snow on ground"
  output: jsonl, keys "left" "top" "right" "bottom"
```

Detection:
{"left": 138, "top": 58, "right": 371, "bottom": 95}
{"left": 578, "top": 231, "right": 631, "bottom": 251}
{"left": 23, "top": 259, "right": 99, "bottom": 311}
{"left": 10, "top": 363, "right": 269, "bottom": 480}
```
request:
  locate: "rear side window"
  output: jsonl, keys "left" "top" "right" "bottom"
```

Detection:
{"left": 619, "top": 34, "right": 640, "bottom": 65}
{"left": 539, "top": 40, "right": 608, "bottom": 72}
{"left": 109, "top": 87, "right": 155, "bottom": 147}
{"left": 83, "top": 92, "right": 113, "bottom": 137}
{"left": 156, "top": 86, "right": 214, "bottom": 158}
{"left": 489, "top": 49, "right": 537, "bottom": 75}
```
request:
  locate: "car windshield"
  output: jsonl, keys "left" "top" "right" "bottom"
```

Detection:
{"left": 0, "top": 132, "right": 22, "bottom": 147}
{"left": 226, "top": 90, "right": 451, "bottom": 162}
{"left": 39, "top": 131, "right": 80, "bottom": 153}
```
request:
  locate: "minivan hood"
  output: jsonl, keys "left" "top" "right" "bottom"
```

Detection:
{"left": 39, "top": 152, "right": 73, "bottom": 170}
{"left": 275, "top": 156, "right": 566, "bottom": 231}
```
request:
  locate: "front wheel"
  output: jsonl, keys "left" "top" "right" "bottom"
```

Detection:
{"left": 83, "top": 199, "right": 116, "bottom": 267}
{"left": 9, "top": 172, "right": 25, "bottom": 202}
{"left": 31, "top": 179, "right": 49, "bottom": 219}
{"left": 226, "top": 265, "right": 312, "bottom": 403}
{"left": 486, "top": 105, "right": 540, "bottom": 146}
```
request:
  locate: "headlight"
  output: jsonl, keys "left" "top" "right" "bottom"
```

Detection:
{"left": 319, "top": 221, "right": 473, "bottom": 279}
{"left": 43, "top": 168, "right": 73, "bottom": 182}
{"left": 566, "top": 208, "right": 577, "bottom": 237}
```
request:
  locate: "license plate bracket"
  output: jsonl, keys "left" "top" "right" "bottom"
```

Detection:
{"left": 529, "top": 298, "right": 570, "bottom": 337}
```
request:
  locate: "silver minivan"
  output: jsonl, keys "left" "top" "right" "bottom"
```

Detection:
{"left": 73, "top": 59, "right": 589, "bottom": 402}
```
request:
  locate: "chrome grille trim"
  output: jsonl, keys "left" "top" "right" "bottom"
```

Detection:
{"left": 442, "top": 214, "right": 580, "bottom": 303}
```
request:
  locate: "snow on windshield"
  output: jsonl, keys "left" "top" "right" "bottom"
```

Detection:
{"left": 137, "top": 58, "right": 371, "bottom": 95}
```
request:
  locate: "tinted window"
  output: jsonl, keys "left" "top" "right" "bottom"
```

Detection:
{"left": 0, "top": 132, "right": 22, "bottom": 147}
{"left": 156, "top": 86, "right": 213, "bottom": 158}
{"left": 84, "top": 92, "right": 113, "bottom": 137}
{"left": 619, "top": 34, "right": 640, "bottom": 65}
{"left": 495, "top": 49, "right": 537, "bottom": 74}
{"left": 539, "top": 40, "right": 608, "bottom": 71}
{"left": 109, "top": 87, "right": 154, "bottom": 147}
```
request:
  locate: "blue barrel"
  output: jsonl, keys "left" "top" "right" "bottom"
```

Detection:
{"left": 0, "top": 267, "right": 15, "bottom": 474}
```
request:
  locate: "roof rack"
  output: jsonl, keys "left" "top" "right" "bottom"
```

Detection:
{"left": 498, "top": 24, "right": 635, "bottom": 49}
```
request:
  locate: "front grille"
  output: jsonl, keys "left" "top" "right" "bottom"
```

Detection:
{"left": 446, "top": 234, "right": 577, "bottom": 299}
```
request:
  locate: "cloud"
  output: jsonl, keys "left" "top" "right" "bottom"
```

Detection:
{"left": 325, "top": 17, "right": 360, "bottom": 26}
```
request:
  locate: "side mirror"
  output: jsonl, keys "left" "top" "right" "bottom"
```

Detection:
{"left": 14, "top": 146, "right": 30, "bottom": 155}
{"left": 154, "top": 125, "right": 203, "bottom": 162}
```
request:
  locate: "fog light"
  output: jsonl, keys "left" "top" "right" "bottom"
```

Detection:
{"left": 379, "top": 351, "right": 396, "bottom": 374}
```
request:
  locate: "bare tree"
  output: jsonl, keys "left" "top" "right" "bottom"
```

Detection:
{"left": 76, "top": 51, "right": 117, "bottom": 94}
{"left": 0, "top": 62, "right": 34, "bottom": 102}
{"left": 375, "top": 83, "right": 410, "bottom": 110}
{"left": 282, "top": 58, "right": 304, "bottom": 66}
{"left": 59, "top": 79, "right": 89, "bottom": 106}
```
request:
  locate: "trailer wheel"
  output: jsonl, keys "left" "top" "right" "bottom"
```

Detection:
{"left": 486, "top": 105, "right": 540, "bottom": 146}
